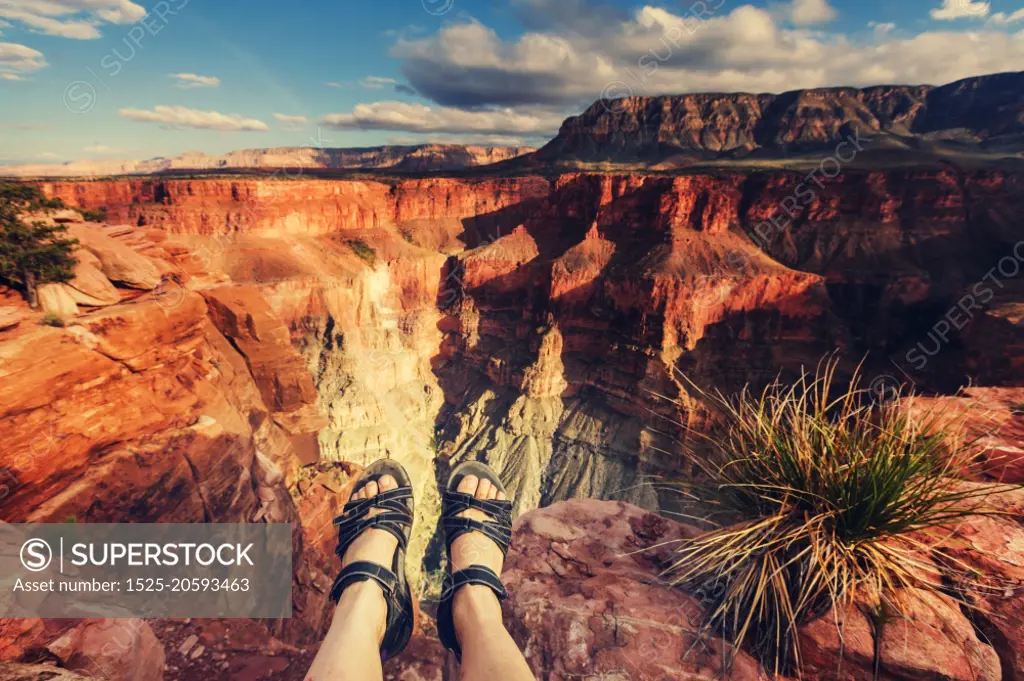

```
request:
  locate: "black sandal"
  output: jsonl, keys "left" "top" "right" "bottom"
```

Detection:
{"left": 330, "top": 459, "right": 415, "bottom": 661}
{"left": 436, "top": 461, "right": 514, "bottom": 660}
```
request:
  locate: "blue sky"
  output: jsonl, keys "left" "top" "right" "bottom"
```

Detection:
{"left": 0, "top": 0, "right": 1022, "bottom": 165}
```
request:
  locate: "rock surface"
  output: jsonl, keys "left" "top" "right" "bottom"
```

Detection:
{"left": 534, "top": 71, "right": 1024, "bottom": 165}
{"left": 46, "top": 620, "right": 165, "bottom": 681}
{"left": 503, "top": 500, "right": 1007, "bottom": 681}
{"left": 0, "top": 144, "right": 534, "bottom": 178}
{"left": 0, "top": 663, "right": 96, "bottom": 680}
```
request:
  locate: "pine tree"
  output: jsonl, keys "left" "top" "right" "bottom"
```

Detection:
{"left": 0, "top": 183, "right": 78, "bottom": 307}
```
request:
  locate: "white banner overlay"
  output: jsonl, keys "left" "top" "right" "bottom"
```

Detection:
{"left": 0, "top": 524, "right": 292, "bottom": 618}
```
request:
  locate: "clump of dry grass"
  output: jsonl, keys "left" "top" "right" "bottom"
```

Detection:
{"left": 664, "top": 359, "right": 1010, "bottom": 675}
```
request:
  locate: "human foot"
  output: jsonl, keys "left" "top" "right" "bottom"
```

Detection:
{"left": 330, "top": 463, "right": 416, "bottom": 659}
{"left": 341, "top": 475, "right": 400, "bottom": 571}
{"left": 449, "top": 474, "right": 509, "bottom": 634}
{"left": 333, "top": 475, "right": 401, "bottom": 644}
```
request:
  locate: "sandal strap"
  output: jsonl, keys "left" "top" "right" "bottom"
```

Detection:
{"left": 442, "top": 490, "right": 513, "bottom": 556}
{"left": 329, "top": 560, "right": 398, "bottom": 602}
{"left": 336, "top": 511, "right": 413, "bottom": 555}
{"left": 337, "top": 487, "right": 413, "bottom": 518}
{"left": 442, "top": 517, "right": 512, "bottom": 557}
{"left": 335, "top": 487, "right": 414, "bottom": 556}
{"left": 440, "top": 565, "right": 507, "bottom": 603}
{"left": 443, "top": 491, "right": 513, "bottom": 524}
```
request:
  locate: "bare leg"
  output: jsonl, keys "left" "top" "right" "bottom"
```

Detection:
{"left": 450, "top": 476, "right": 535, "bottom": 681}
{"left": 305, "top": 476, "right": 400, "bottom": 681}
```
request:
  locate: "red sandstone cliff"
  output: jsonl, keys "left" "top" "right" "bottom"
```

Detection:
{"left": 1, "top": 155, "right": 1023, "bottom": 679}
{"left": 0, "top": 144, "right": 535, "bottom": 179}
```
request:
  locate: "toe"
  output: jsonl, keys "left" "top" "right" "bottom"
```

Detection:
{"left": 351, "top": 487, "right": 363, "bottom": 500}
{"left": 457, "top": 474, "right": 479, "bottom": 495}
{"left": 477, "top": 479, "right": 492, "bottom": 500}
{"left": 378, "top": 474, "right": 398, "bottom": 492}
{"left": 496, "top": 490, "right": 507, "bottom": 501}
{"left": 364, "top": 480, "right": 379, "bottom": 499}
{"left": 486, "top": 484, "right": 499, "bottom": 500}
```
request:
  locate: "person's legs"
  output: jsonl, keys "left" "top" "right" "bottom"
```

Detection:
{"left": 304, "top": 476, "right": 400, "bottom": 681}
{"left": 449, "top": 475, "right": 535, "bottom": 681}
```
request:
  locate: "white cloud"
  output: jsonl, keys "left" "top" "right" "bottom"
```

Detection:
{"left": 391, "top": 5, "right": 1024, "bottom": 111}
{"left": 931, "top": 0, "right": 990, "bottom": 20}
{"left": 868, "top": 21, "right": 896, "bottom": 37}
{"left": 83, "top": 144, "right": 118, "bottom": 154}
{"left": 325, "top": 81, "right": 344, "bottom": 88}
{"left": 273, "top": 113, "right": 308, "bottom": 129}
{"left": 386, "top": 133, "right": 530, "bottom": 147}
{"left": 990, "top": 9, "right": 1024, "bottom": 25}
{"left": 360, "top": 75, "right": 398, "bottom": 89}
{"left": 788, "top": 0, "right": 837, "bottom": 26}
{"left": 0, "top": 0, "right": 146, "bottom": 39}
{"left": 169, "top": 73, "right": 221, "bottom": 89}
{"left": 319, "top": 101, "right": 563, "bottom": 137}
{"left": 0, "top": 41, "right": 46, "bottom": 80}
{"left": 119, "top": 106, "right": 269, "bottom": 132}
{"left": 38, "top": 151, "right": 59, "bottom": 158}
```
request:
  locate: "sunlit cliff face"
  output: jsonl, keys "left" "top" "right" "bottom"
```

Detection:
{"left": 16, "top": 167, "right": 1024, "bottom": 587}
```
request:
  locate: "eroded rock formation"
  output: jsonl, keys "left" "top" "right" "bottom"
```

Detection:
{"left": 0, "top": 144, "right": 535, "bottom": 178}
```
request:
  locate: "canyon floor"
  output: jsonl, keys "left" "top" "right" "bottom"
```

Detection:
{"left": 1, "top": 160, "right": 1023, "bottom": 680}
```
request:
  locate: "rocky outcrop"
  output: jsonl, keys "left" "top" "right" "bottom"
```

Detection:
{"left": 501, "top": 499, "right": 1008, "bottom": 681}
{"left": 502, "top": 500, "right": 764, "bottom": 680}
{"left": 534, "top": 71, "right": 1024, "bottom": 164}
{"left": 0, "top": 663, "right": 96, "bottom": 680}
{"left": 0, "top": 144, "right": 535, "bottom": 178}
{"left": 46, "top": 620, "right": 165, "bottom": 681}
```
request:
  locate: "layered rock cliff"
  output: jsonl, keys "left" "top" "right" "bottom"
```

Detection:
{"left": 31, "top": 166, "right": 1024, "bottom": 536}
{"left": 533, "top": 71, "right": 1024, "bottom": 164}
{"left": 2, "top": 148, "right": 1023, "bottom": 678}
{"left": 0, "top": 144, "right": 535, "bottom": 179}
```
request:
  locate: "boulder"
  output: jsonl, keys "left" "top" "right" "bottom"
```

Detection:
{"left": 201, "top": 285, "right": 322, "bottom": 416}
{"left": 910, "top": 388, "right": 1024, "bottom": 483}
{"left": 66, "top": 224, "right": 161, "bottom": 290}
{"left": 36, "top": 283, "right": 78, "bottom": 319}
{"left": 0, "top": 307, "right": 22, "bottom": 331}
{"left": 800, "top": 588, "right": 1000, "bottom": 681}
{"left": 502, "top": 499, "right": 764, "bottom": 681}
{"left": 0, "top": 662, "right": 96, "bottom": 680}
{"left": 46, "top": 619, "right": 165, "bottom": 681}
{"left": 503, "top": 500, "right": 1006, "bottom": 681}
{"left": 940, "top": 487, "right": 1024, "bottom": 681}
{"left": 66, "top": 250, "right": 121, "bottom": 307}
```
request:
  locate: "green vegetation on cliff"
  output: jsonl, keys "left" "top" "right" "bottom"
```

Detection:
{"left": 0, "top": 183, "right": 78, "bottom": 307}
{"left": 669, "top": 359, "right": 1008, "bottom": 675}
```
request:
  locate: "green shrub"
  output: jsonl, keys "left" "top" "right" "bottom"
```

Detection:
{"left": 41, "top": 313, "right": 65, "bottom": 327}
{"left": 345, "top": 238, "right": 376, "bottom": 264}
{"left": 0, "top": 183, "right": 78, "bottom": 306}
{"left": 665, "top": 359, "right": 1008, "bottom": 675}
{"left": 81, "top": 207, "right": 107, "bottom": 222}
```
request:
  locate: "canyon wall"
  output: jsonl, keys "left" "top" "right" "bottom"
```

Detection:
{"left": 535, "top": 71, "right": 1024, "bottom": 163}
{"left": 3, "top": 162, "right": 1021, "bottom": 678}
{"left": 35, "top": 168, "right": 1024, "bottom": 561}
{"left": 0, "top": 144, "right": 536, "bottom": 178}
